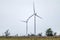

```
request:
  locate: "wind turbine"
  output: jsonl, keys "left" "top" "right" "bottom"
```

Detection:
{"left": 27, "top": 1, "right": 42, "bottom": 35}
{"left": 21, "top": 19, "right": 29, "bottom": 36}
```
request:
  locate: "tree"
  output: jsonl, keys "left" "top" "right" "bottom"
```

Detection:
{"left": 30, "top": 34, "right": 35, "bottom": 36}
{"left": 28, "top": 34, "right": 30, "bottom": 36}
{"left": 46, "top": 28, "right": 53, "bottom": 36}
{"left": 38, "top": 33, "right": 42, "bottom": 36}
{"left": 4, "top": 29, "right": 10, "bottom": 37}
{"left": 15, "top": 34, "right": 18, "bottom": 37}
{"left": 54, "top": 32, "right": 57, "bottom": 36}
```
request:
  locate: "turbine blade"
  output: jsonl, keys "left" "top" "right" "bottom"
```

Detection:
{"left": 33, "top": 1, "right": 35, "bottom": 13}
{"left": 27, "top": 14, "right": 34, "bottom": 21}
{"left": 36, "top": 14, "right": 42, "bottom": 19}
{"left": 21, "top": 20, "right": 26, "bottom": 22}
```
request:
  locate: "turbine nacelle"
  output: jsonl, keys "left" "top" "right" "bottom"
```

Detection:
{"left": 21, "top": 20, "right": 28, "bottom": 23}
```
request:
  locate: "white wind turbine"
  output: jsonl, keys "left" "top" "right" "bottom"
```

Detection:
{"left": 26, "top": 1, "right": 42, "bottom": 35}
{"left": 21, "top": 19, "right": 28, "bottom": 36}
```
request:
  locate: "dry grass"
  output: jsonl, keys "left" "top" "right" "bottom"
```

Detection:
{"left": 0, "top": 36, "right": 60, "bottom": 40}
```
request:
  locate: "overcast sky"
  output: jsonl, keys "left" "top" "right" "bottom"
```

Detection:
{"left": 0, "top": 0, "right": 60, "bottom": 36}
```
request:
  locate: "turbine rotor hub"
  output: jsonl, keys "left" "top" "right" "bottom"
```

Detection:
{"left": 34, "top": 13, "right": 37, "bottom": 16}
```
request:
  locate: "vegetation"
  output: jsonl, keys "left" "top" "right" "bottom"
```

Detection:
{"left": 0, "top": 36, "right": 60, "bottom": 40}
{"left": 46, "top": 28, "right": 53, "bottom": 36}
{"left": 54, "top": 32, "right": 57, "bottom": 36}
{"left": 4, "top": 29, "right": 10, "bottom": 37}
{"left": 0, "top": 28, "right": 59, "bottom": 40}
{"left": 38, "top": 33, "right": 42, "bottom": 36}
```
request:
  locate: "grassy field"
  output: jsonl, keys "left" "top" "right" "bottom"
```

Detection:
{"left": 0, "top": 36, "right": 60, "bottom": 40}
